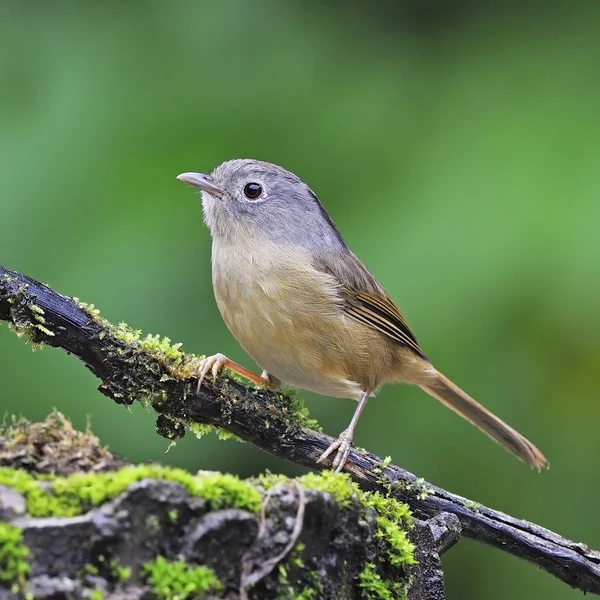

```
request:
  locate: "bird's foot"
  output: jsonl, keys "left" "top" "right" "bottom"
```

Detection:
{"left": 196, "top": 353, "right": 273, "bottom": 393}
{"left": 316, "top": 428, "right": 354, "bottom": 473}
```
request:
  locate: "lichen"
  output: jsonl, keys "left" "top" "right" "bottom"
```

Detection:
{"left": 142, "top": 556, "right": 222, "bottom": 600}
{"left": 0, "top": 464, "right": 262, "bottom": 517}
{"left": 0, "top": 523, "right": 30, "bottom": 590}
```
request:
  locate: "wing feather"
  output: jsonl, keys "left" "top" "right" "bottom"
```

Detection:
{"left": 315, "top": 251, "right": 427, "bottom": 359}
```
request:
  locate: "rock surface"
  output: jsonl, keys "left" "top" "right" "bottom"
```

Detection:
{"left": 0, "top": 413, "right": 460, "bottom": 599}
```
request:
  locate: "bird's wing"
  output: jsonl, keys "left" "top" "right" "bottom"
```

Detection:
{"left": 314, "top": 251, "right": 427, "bottom": 359}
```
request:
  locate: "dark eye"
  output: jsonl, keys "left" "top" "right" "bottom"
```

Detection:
{"left": 243, "top": 182, "right": 262, "bottom": 200}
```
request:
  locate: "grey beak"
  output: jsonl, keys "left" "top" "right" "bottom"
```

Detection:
{"left": 176, "top": 172, "right": 224, "bottom": 197}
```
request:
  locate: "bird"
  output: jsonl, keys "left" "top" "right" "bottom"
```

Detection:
{"left": 177, "top": 159, "right": 549, "bottom": 473}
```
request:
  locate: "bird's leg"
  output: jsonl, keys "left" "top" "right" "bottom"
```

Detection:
{"left": 196, "top": 353, "right": 276, "bottom": 393}
{"left": 317, "top": 389, "right": 370, "bottom": 473}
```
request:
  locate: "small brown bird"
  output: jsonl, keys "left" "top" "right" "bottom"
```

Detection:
{"left": 177, "top": 159, "right": 549, "bottom": 473}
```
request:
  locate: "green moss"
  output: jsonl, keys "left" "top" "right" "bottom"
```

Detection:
{"left": 364, "top": 492, "right": 414, "bottom": 568}
{"left": 2, "top": 282, "right": 56, "bottom": 347}
{"left": 464, "top": 499, "right": 481, "bottom": 512}
{"left": 78, "top": 555, "right": 132, "bottom": 585}
{"left": 296, "top": 471, "right": 357, "bottom": 508}
{"left": 0, "top": 523, "right": 30, "bottom": 588}
{"left": 7, "top": 321, "right": 44, "bottom": 351}
{"left": 188, "top": 422, "right": 242, "bottom": 443}
{"left": 274, "top": 543, "right": 321, "bottom": 600}
{"left": 143, "top": 556, "right": 222, "bottom": 600}
{"left": 0, "top": 464, "right": 261, "bottom": 517}
{"left": 89, "top": 590, "right": 104, "bottom": 600}
{"left": 109, "top": 321, "right": 186, "bottom": 369}
{"left": 292, "top": 589, "right": 317, "bottom": 600}
{"left": 382, "top": 474, "right": 431, "bottom": 503}
{"left": 359, "top": 562, "right": 406, "bottom": 600}
{"left": 277, "top": 388, "right": 322, "bottom": 432}
{"left": 277, "top": 562, "right": 317, "bottom": 600}
{"left": 74, "top": 298, "right": 102, "bottom": 317}
{"left": 74, "top": 298, "right": 190, "bottom": 377}
{"left": 372, "top": 456, "right": 393, "bottom": 486}
{"left": 111, "top": 560, "right": 132, "bottom": 582}
{"left": 27, "top": 304, "right": 55, "bottom": 336}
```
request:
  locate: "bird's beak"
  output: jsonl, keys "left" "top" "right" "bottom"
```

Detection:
{"left": 176, "top": 172, "right": 224, "bottom": 197}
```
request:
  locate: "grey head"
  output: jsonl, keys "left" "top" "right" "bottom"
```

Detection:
{"left": 177, "top": 159, "right": 348, "bottom": 254}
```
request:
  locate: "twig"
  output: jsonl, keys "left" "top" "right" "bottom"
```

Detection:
{"left": 1, "top": 265, "right": 599, "bottom": 594}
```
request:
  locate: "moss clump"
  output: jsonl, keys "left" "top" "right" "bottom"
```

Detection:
{"left": 364, "top": 492, "right": 413, "bottom": 567}
{"left": 187, "top": 422, "right": 243, "bottom": 443}
{"left": 143, "top": 556, "right": 222, "bottom": 600}
{"left": 27, "top": 304, "right": 54, "bottom": 337}
{"left": 359, "top": 562, "right": 405, "bottom": 600}
{"left": 0, "top": 523, "right": 30, "bottom": 589}
{"left": 0, "top": 411, "right": 126, "bottom": 476}
{"left": 112, "top": 326, "right": 186, "bottom": 369}
{"left": 258, "top": 470, "right": 355, "bottom": 509}
{"left": 4, "top": 281, "right": 48, "bottom": 350}
{"left": 464, "top": 499, "right": 481, "bottom": 512}
{"left": 0, "top": 464, "right": 261, "bottom": 518}
{"left": 75, "top": 299, "right": 194, "bottom": 380}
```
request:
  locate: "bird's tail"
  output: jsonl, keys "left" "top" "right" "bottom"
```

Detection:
{"left": 420, "top": 372, "right": 549, "bottom": 470}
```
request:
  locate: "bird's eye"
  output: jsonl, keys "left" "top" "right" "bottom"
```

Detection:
{"left": 243, "top": 183, "right": 263, "bottom": 200}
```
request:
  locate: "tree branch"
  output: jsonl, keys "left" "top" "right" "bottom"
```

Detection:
{"left": 1, "top": 264, "right": 599, "bottom": 594}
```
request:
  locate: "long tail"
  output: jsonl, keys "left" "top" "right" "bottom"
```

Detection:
{"left": 420, "top": 372, "right": 549, "bottom": 470}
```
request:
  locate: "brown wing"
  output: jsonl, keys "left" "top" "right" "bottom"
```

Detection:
{"left": 315, "top": 251, "right": 428, "bottom": 359}
{"left": 340, "top": 287, "right": 426, "bottom": 358}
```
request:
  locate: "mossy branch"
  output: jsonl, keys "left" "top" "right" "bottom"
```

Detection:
{"left": 1, "top": 264, "right": 600, "bottom": 595}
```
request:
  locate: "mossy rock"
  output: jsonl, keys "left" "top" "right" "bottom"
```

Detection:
{"left": 0, "top": 413, "right": 457, "bottom": 600}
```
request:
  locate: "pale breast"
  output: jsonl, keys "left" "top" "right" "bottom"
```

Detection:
{"left": 210, "top": 238, "right": 366, "bottom": 399}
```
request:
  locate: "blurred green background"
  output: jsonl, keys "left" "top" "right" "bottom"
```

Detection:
{"left": 1, "top": 1, "right": 599, "bottom": 598}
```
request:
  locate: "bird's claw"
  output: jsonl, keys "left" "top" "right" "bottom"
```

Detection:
{"left": 317, "top": 429, "right": 354, "bottom": 473}
{"left": 196, "top": 353, "right": 228, "bottom": 393}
